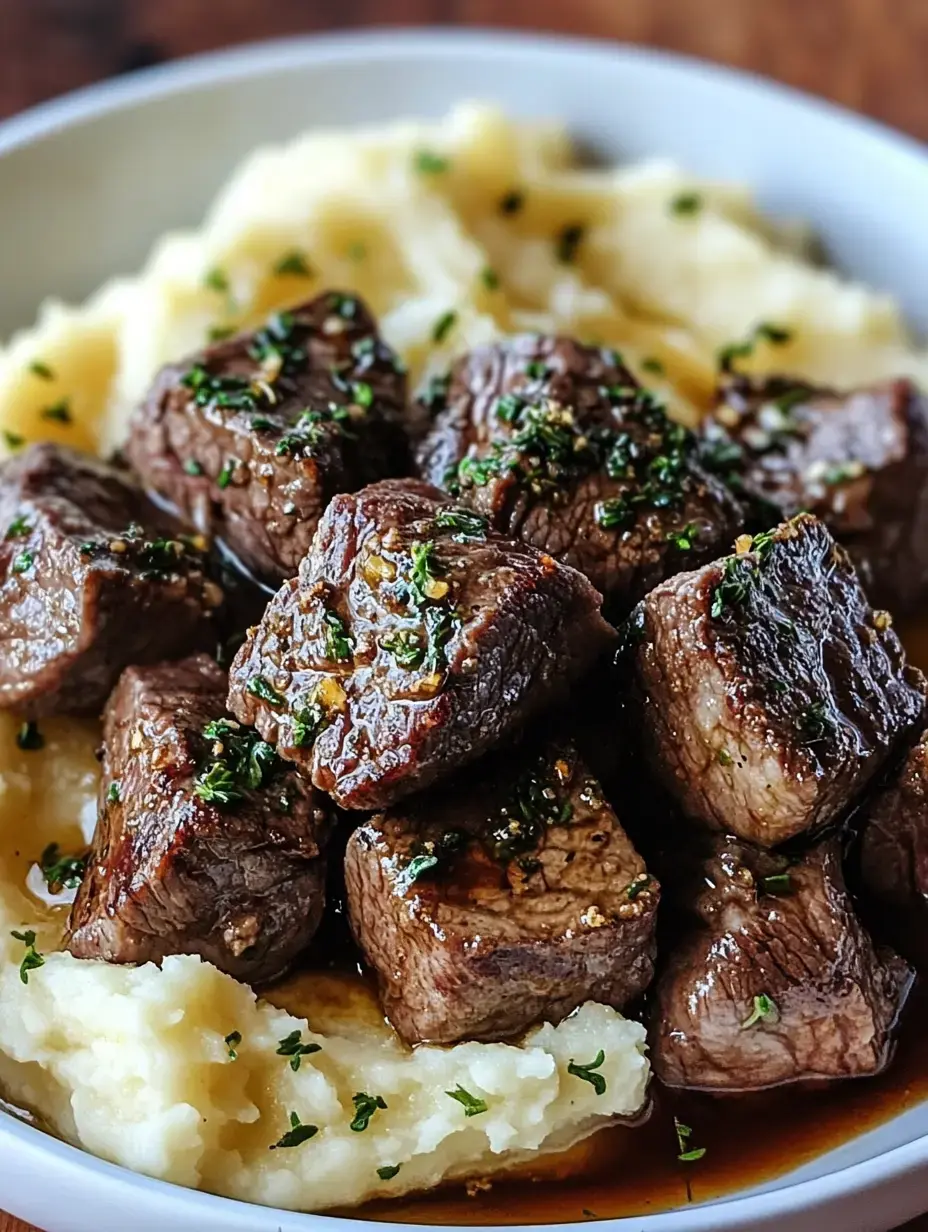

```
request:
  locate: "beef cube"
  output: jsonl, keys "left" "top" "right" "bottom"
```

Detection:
{"left": 127, "top": 291, "right": 409, "bottom": 585}
{"left": 344, "top": 741, "right": 659, "bottom": 1043}
{"left": 0, "top": 443, "right": 220, "bottom": 718}
{"left": 416, "top": 335, "right": 742, "bottom": 618}
{"left": 701, "top": 374, "right": 928, "bottom": 612}
{"left": 652, "top": 836, "right": 912, "bottom": 1090}
{"left": 67, "top": 654, "right": 329, "bottom": 984}
{"left": 860, "top": 727, "right": 928, "bottom": 917}
{"left": 628, "top": 514, "right": 925, "bottom": 846}
{"left": 227, "top": 478, "right": 615, "bottom": 810}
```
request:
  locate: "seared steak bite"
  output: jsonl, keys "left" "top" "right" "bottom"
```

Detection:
{"left": 0, "top": 443, "right": 220, "bottom": 718}
{"left": 860, "top": 727, "right": 928, "bottom": 917}
{"left": 345, "top": 741, "right": 659, "bottom": 1044}
{"left": 67, "top": 655, "right": 329, "bottom": 983}
{"left": 227, "top": 478, "right": 615, "bottom": 810}
{"left": 702, "top": 374, "right": 928, "bottom": 612}
{"left": 127, "top": 291, "right": 409, "bottom": 585}
{"left": 652, "top": 836, "right": 912, "bottom": 1090}
{"left": 628, "top": 514, "right": 925, "bottom": 846}
{"left": 416, "top": 335, "right": 742, "bottom": 618}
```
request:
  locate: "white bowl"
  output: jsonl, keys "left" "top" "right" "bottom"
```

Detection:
{"left": 1, "top": 27, "right": 927, "bottom": 1232}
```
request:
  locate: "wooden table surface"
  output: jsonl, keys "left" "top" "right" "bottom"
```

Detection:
{"left": 1, "top": 1, "right": 927, "bottom": 1230}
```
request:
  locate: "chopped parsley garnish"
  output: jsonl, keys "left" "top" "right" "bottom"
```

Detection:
{"left": 567, "top": 1049, "right": 607, "bottom": 1095}
{"left": 408, "top": 540, "right": 447, "bottom": 606}
{"left": 292, "top": 699, "right": 329, "bottom": 748}
{"left": 525, "top": 361, "right": 550, "bottom": 380}
{"left": 183, "top": 458, "right": 204, "bottom": 476}
{"left": 380, "top": 629, "right": 425, "bottom": 669}
{"left": 273, "top": 250, "right": 313, "bottom": 278}
{"left": 710, "top": 555, "right": 756, "bottom": 620}
{"left": 194, "top": 761, "right": 241, "bottom": 807}
{"left": 445, "top": 1085, "right": 488, "bottom": 1117}
{"left": 762, "top": 872, "right": 792, "bottom": 895}
{"left": 555, "top": 222, "right": 585, "bottom": 264}
{"left": 488, "top": 750, "right": 574, "bottom": 864}
{"left": 40, "top": 843, "right": 85, "bottom": 890}
{"left": 626, "top": 874, "right": 654, "bottom": 900}
{"left": 404, "top": 852, "right": 439, "bottom": 882}
{"left": 29, "top": 360, "right": 55, "bottom": 380}
{"left": 674, "top": 1118, "right": 706, "bottom": 1163}
{"left": 352, "top": 381, "right": 374, "bottom": 408}
{"left": 641, "top": 356, "right": 665, "bottom": 375}
{"left": 499, "top": 189, "right": 525, "bottom": 215}
{"left": 16, "top": 721, "right": 43, "bottom": 751}
{"left": 217, "top": 458, "right": 237, "bottom": 489}
{"left": 276, "top": 1029, "right": 322, "bottom": 1071}
{"left": 401, "top": 830, "right": 467, "bottom": 889}
{"left": 225, "top": 1031, "right": 241, "bottom": 1060}
{"left": 415, "top": 149, "right": 449, "bottom": 174}
{"left": 433, "top": 508, "right": 488, "bottom": 542}
{"left": 741, "top": 992, "right": 778, "bottom": 1029}
{"left": 12, "top": 550, "right": 34, "bottom": 574}
{"left": 718, "top": 322, "right": 793, "bottom": 372}
{"left": 322, "top": 610, "right": 354, "bottom": 663}
{"left": 106, "top": 781, "right": 121, "bottom": 804}
{"left": 203, "top": 267, "right": 230, "bottom": 294}
{"left": 270, "top": 1111, "right": 318, "bottom": 1150}
{"left": 5, "top": 515, "right": 30, "bottom": 540}
{"left": 670, "top": 191, "right": 703, "bottom": 216}
{"left": 432, "top": 310, "right": 458, "bottom": 345}
{"left": 377, "top": 1164, "right": 401, "bottom": 1181}
{"left": 329, "top": 293, "right": 359, "bottom": 321}
{"left": 481, "top": 267, "right": 500, "bottom": 291}
{"left": 195, "top": 718, "right": 279, "bottom": 809}
{"left": 183, "top": 366, "right": 256, "bottom": 413}
{"left": 41, "top": 398, "right": 71, "bottom": 424}
{"left": 350, "top": 1091, "right": 387, "bottom": 1132}
{"left": 667, "top": 522, "right": 700, "bottom": 551}
{"left": 11, "top": 929, "right": 44, "bottom": 984}
{"left": 717, "top": 749, "right": 734, "bottom": 767}
{"left": 594, "top": 498, "right": 633, "bottom": 530}
{"left": 246, "top": 676, "right": 285, "bottom": 707}
{"left": 797, "top": 700, "right": 832, "bottom": 743}
{"left": 3, "top": 431, "right": 24, "bottom": 451}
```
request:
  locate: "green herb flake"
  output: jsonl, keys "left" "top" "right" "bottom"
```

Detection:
{"left": 432, "top": 310, "right": 458, "bottom": 345}
{"left": 445, "top": 1085, "right": 488, "bottom": 1117}
{"left": 322, "top": 610, "right": 353, "bottom": 663}
{"left": 567, "top": 1049, "right": 607, "bottom": 1096}
{"left": 670, "top": 192, "right": 703, "bottom": 216}
{"left": 433, "top": 507, "right": 488, "bottom": 542}
{"left": 3, "top": 431, "right": 24, "bottom": 451}
{"left": 741, "top": 992, "right": 778, "bottom": 1029}
{"left": 270, "top": 1111, "right": 318, "bottom": 1150}
{"left": 106, "top": 781, "right": 121, "bottom": 805}
{"left": 203, "top": 267, "right": 230, "bottom": 294}
{"left": 499, "top": 189, "right": 525, "bottom": 215}
{"left": 16, "top": 720, "right": 42, "bottom": 751}
{"left": 380, "top": 629, "right": 425, "bottom": 669}
{"left": 11, "top": 550, "right": 33, "bottom": 575}
{"left": 641, "top": 356, "right": 665, "bottom": 376}
{"left": 216, "top": 458, "right": 237, "bottom": 490}
{"left": 717, "top": 748, "right": 734, "bottom": 767}
{"left": 718, "top": 322, "right": 794, "bottom": 372}
{"left": 377, "top": 1164, "right": 401, "bottom": 1181}
{"left": 276, "top": 1029, "right": 322, "bottom": 1072}
{"left": 404, "top": 852, "right": 439, "bottom": 884}
{"left": 762, "top": 872, "right": 792, "bottom": 895}
{"left": 29, "top": 360, "right": 55, "bottom": 380}
{"left": 224, "top": 1030, "right": 242, "bottom": 1060}
{"left": 350, "top": 1091, "right": 387, "bottom": 1132}
{"left": 207, "top": 325, "right": 235, "bottom": 343}
{"left": 798, "top": 700, "right": 832, "bottom": 743}
{"left": 414, "top": 149, "right": 450, "bottom": 174}
{"left": 40, "top": 843, "right": 85, "bottom": 890}
{"left": 408, "top": 540, "right": 446, "bottom": 606}
{"left": 352, "top": 381, "right": 374, "bottom": 409}
{"left": 555, "top": 222, "right": 585, "bottom": 264}
{"left": 667, "top": 522, "right": 700, "bottom": 551}
{"left": 5, "top": 515, "right": 30, "bottom": 540}
{"left": 40, "top": 398, "right": 71, "bottom": 424}
{"left": 675, "top": 1117, "right": 706, "bottom": 1163}
{"left": 11, "top": 929, "right": 44, "bottom": 985}
{"left": 626, "top": 874, "right": 653, "bottom": 901}
{"left": 710, "top": 556, "right": 754, "bottom": 620}
{"left": 481, "top": 267, "right": 500, "bottom": 291}
{"left": 273, "top": 250, "right": 313, "bottom": 278}
{"left": 194, "top": 761, "right": 242, "bottom": 808}
{"left": 183, "top": 458, "right": 204, "bottom": 477}
{"left": 247, "top": 676, "right": 285, "bottom": 707}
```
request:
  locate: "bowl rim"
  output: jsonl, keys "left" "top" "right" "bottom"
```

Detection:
{"left": 0, "top": 24, "right": 927, "bottom": 1232}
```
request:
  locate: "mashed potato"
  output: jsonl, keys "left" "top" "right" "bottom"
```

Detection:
{"left": 0, "top": 103, "right": 925, "bottom": 1212}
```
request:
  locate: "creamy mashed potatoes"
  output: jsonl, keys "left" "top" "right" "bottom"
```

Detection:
{"left": 0, "top": 103, "right": 925, "bottom": 1212}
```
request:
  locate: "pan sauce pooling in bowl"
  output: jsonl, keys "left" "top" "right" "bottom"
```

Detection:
{"left": 1, "top": 102, "right": 928, "bottom": 1216}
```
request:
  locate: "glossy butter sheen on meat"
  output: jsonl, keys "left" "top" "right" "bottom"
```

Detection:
{"left": 68, "top": 655, "right": 330, "bottom": 984}
{"left": 227, "top": 478, "right": 616, "bottom": 810}
{"left": 0, "top": 443, "right": 220, "bottom": 717}
{"left": 417, "top": 335, "right": 742, "bottom": 618}
{"left": 652, "top": 835, "right": 912, "bottom": 1090}
{"left": 345, "top": 741, "right": 659, "bottom": 1044}
{"left": 127, "top": 291, "right": 409, "bottom": 584}
{"left": 628, "top": 514, "right": 925, "bottom": 846}
{"left": 701, "top": 374, "right": 928, "bottom": 613}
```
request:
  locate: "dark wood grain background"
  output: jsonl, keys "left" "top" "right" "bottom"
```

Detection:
{"left": 1, "top": 2, "right": 927, "bottom": 1230}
